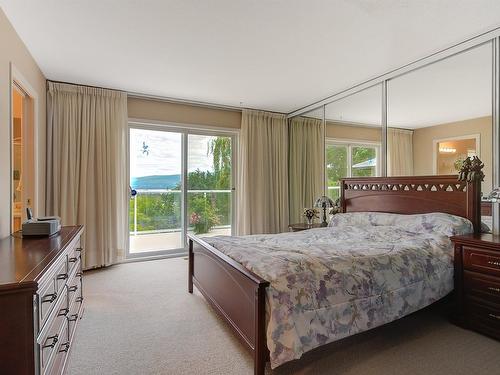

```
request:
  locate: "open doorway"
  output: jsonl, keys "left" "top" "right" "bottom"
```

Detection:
{"left": 11, "top": 81, "right": 35, "bottom": 232}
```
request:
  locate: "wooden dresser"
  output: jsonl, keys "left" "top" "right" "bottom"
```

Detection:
{"left": 451, "top": 233, "right": 500, "bottom": 339}
{"left": 0, "top": 226, "right": 84, "bottom": 375}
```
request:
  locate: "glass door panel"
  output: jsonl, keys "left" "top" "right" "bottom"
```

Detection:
{"left": 187, "top": 134, "right": 232, "bottom": 237}
{"left": 326, "top": 144, "right": 348, "bottom": 200}
{"left": 351, "top": 146, "right": 377, "bottom": 177}
{"left": 129, "top": 128, "right": 183, "bottom": 254}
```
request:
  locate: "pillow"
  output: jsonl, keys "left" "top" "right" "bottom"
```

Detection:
{"left": 329, "top": 212, "right": 473, "bottom": 236}
{"left": 328, "top": 212, "right": 401, "bottom": 227}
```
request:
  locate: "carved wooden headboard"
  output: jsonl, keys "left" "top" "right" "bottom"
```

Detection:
{"left": 341, "top": 175, "right": 481, "bottom": 233}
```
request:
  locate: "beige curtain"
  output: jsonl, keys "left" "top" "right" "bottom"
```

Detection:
{"left": 288, "top": 116, "right": 324, "bottom": 224}
{"left": 46, "top": 82, "right": 128, "bottom": 269}
{"left": 236, "top": 110, "right": 288, "bottom": 235}
{"left": 387, "top": 127, "right": 414, "bottom": 176}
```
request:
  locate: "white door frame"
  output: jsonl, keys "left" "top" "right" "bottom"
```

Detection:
{"left": 432, "top": 133, "right": 481, "bottom": 174}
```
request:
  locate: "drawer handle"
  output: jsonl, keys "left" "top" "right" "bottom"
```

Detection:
{"left": 489, "top": 313, "right": 500, "bottom": 320}
{"left": 487, "top": 286, "right": 500, "bottom": 293}
{"left": 43, "top": 334, "right": 59, "bottom": 349}
{"left": 42, "top": 292, "right": 58, "bottom": 304}
{"left": 487, "top": 260, "right": 500, "bottom": 267}
{"left": 68, "top": 285, "right": 78, "bottom": 292}
{"left": 76, "top": 247, "right": 83, "bottom": 252}
{"left": 68, "top": 313, "right": 79, "bottom": 322}
{"left": 76, "top": 272, "right": 83, "bottom": 278}
{"left": 76, "top": 296, "right": 84, "bottom": 303}
{"left": 57, "top": 273, "right": 68, "bottom": 280}
{"left": 69, "top": 257, "right": 78, "bottom": 263}
{"left": 58, "top": 307, "right": 69, "bottom": 316}
{"left": 59, "top": 342, "right": 70, "bottom": 353}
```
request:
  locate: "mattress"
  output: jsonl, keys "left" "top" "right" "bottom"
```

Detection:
{"left": 203, "top": 212, "right": 473, "bottom": 368}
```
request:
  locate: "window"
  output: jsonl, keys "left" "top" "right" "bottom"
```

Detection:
{"left": 325, "top": 140, "right": 380, "bottom": 200}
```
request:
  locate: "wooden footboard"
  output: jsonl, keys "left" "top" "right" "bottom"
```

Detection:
{"left": 188, "top": 234, "right": 270, "bottom": 375}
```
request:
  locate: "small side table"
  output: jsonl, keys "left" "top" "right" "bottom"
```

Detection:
{"left": 450, "top": 233, "right": 500, "bottom": 340}
{"left": 288, "top": 223, "right": 323, "bottom": 232}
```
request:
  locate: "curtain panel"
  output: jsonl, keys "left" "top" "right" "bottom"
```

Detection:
{"left": 288, "top": 116, "right": 324, "bottom": 224}
{"left": 387, "top": 127, "right": 414, "bottom": 176}
{"left": 46, "top": 82, "right": 128, "bottom": 269}
{"left": 236, "top": 110, "right": 289, "bottom": 235}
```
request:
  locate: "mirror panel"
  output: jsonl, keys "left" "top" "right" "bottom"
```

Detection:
{"left": 387, "top": 42, "right": 493, "bottom": 230}
{"left": 288, "top": 107, "right": 324, "bottom": 224}
{"left": 324, "top": 84, "right": 382, "bottom": 200}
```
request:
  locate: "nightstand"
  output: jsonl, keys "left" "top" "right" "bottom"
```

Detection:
{"left": 451, "top": 233, "right": 500, "bottom": 340}
{"left": 288, "top": 223, "right": 323, "bottom": 232}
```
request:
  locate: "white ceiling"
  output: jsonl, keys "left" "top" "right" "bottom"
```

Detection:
{"left": 2, "top": 0, "right": 500, "bottom": 113}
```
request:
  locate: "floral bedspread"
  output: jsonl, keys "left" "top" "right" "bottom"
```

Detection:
{"left": 203, "top": 212, "right": 473, "bottom": 368}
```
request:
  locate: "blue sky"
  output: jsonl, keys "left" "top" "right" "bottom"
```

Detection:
{"left": 130, "top": 129, "right": 217, "bottom": 177}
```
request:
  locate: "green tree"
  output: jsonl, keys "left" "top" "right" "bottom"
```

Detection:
{"left": 326, "top": 145, "right": 376, "bottom": 200}
{"left": 209, "top": 137, "right": 231, "bottom": 189}
{"left": 351, "top": 146, "right": 376, "bottom": 177}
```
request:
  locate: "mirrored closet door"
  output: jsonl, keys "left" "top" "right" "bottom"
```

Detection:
{"left": 324, "top": 84, "right": 383, "bottom": 200}
{"left": 387, "top": 41, "right": 494, "bottom": 231}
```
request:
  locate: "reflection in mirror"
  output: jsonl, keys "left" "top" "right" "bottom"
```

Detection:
{"left": 324, "top": 84, "right": 382, "bottom": 201}
{"left": 288, "top": 107, "right": 324, "bottom": 224}
{"left": 387, "top": 42, "right": 493, "bottom": 231}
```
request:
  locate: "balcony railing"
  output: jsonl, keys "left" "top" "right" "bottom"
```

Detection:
{"left": 130, "top": 188, "right": 231, "bottom": 235}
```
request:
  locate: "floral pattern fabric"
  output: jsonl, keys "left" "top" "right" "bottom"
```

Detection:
{"left": 203, "top": 212, "right": 473, "bottom": 368}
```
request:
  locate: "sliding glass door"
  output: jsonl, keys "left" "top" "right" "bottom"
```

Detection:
{"left": 128, "top": 126, "right": 235, "bottom": 257}
{"left": 187, "top": 134, "right": 233, "bottom": 238}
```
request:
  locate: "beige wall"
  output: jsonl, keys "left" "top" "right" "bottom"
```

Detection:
{"left": 128, "top": 97, "right": 241, "bottom": 129}
{"left": 0, "top": 8, "right": 46, "bottom": 238}
{"left": 413, "top": 116, "right": 492, "bottom": 192}
{"left": 326, "top": 121, "right": 381, "bottom": 142}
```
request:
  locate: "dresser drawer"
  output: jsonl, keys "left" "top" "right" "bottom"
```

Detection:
{"left": 67, "top": 264, "right": 82, "bottom": 307}
{"left": 45, "top": 322, "right": 69, "bottom": 375}
{"left": 68, "top": 292, "right": 83, "bottom": 341}
{"left": 67, "top": 239, "right": 82, "bottom": 276}
{"left": 464, "top": 271, "right": 500, "bottom": 304}
{"left": 38, "top": 255, "right": 69, "bottom": 329}
{"left": 463, "top": 246, "right": 500, "bottom": 277}
{"left": 38, "top": 290, "right": 68, "bottom": 375}
{"left": 465, "top": 299, "right": 500, "bottom": 339}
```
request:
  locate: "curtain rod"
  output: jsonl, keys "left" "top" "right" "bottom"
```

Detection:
{"left": 47, "top": 79, "right": 285, "bottom": 115}
{"left": 127, "top": 91, "right": 243, "bottom": 112}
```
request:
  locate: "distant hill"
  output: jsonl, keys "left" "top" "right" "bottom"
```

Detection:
{"left": 131, "top": 174, "right": 181, "bottom": 189}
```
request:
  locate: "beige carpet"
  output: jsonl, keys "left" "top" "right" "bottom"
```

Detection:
{"left": 66, "top": 258, "right": 500, "bottom": 375}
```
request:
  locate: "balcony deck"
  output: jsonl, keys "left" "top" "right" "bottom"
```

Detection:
{"left": 129, "top": 227, "right": 231, "bottom": 254}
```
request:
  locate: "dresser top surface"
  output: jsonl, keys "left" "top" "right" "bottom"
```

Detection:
{"left": 0, "top": 225, "right": 83, "bottom": 289}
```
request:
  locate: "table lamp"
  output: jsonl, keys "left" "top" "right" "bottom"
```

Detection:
{"left": 314, "top": 196, "right": 334, "bottom": 227}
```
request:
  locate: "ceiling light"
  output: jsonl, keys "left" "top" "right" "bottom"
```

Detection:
{"left": 439, "top": 147, "right": 456, "bottom": 154}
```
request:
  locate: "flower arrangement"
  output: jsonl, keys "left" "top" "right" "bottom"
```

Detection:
{"left": 303, "top": 208, "right": 319, "bottom": 225}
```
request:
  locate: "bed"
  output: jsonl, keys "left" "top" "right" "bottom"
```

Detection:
{"left": 187, "top": 175, "right": 481, "bottom": 375}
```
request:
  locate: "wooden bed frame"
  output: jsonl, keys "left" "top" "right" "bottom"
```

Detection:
{"left": 188, "top": 175, "right": 481, "bottom": 375}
